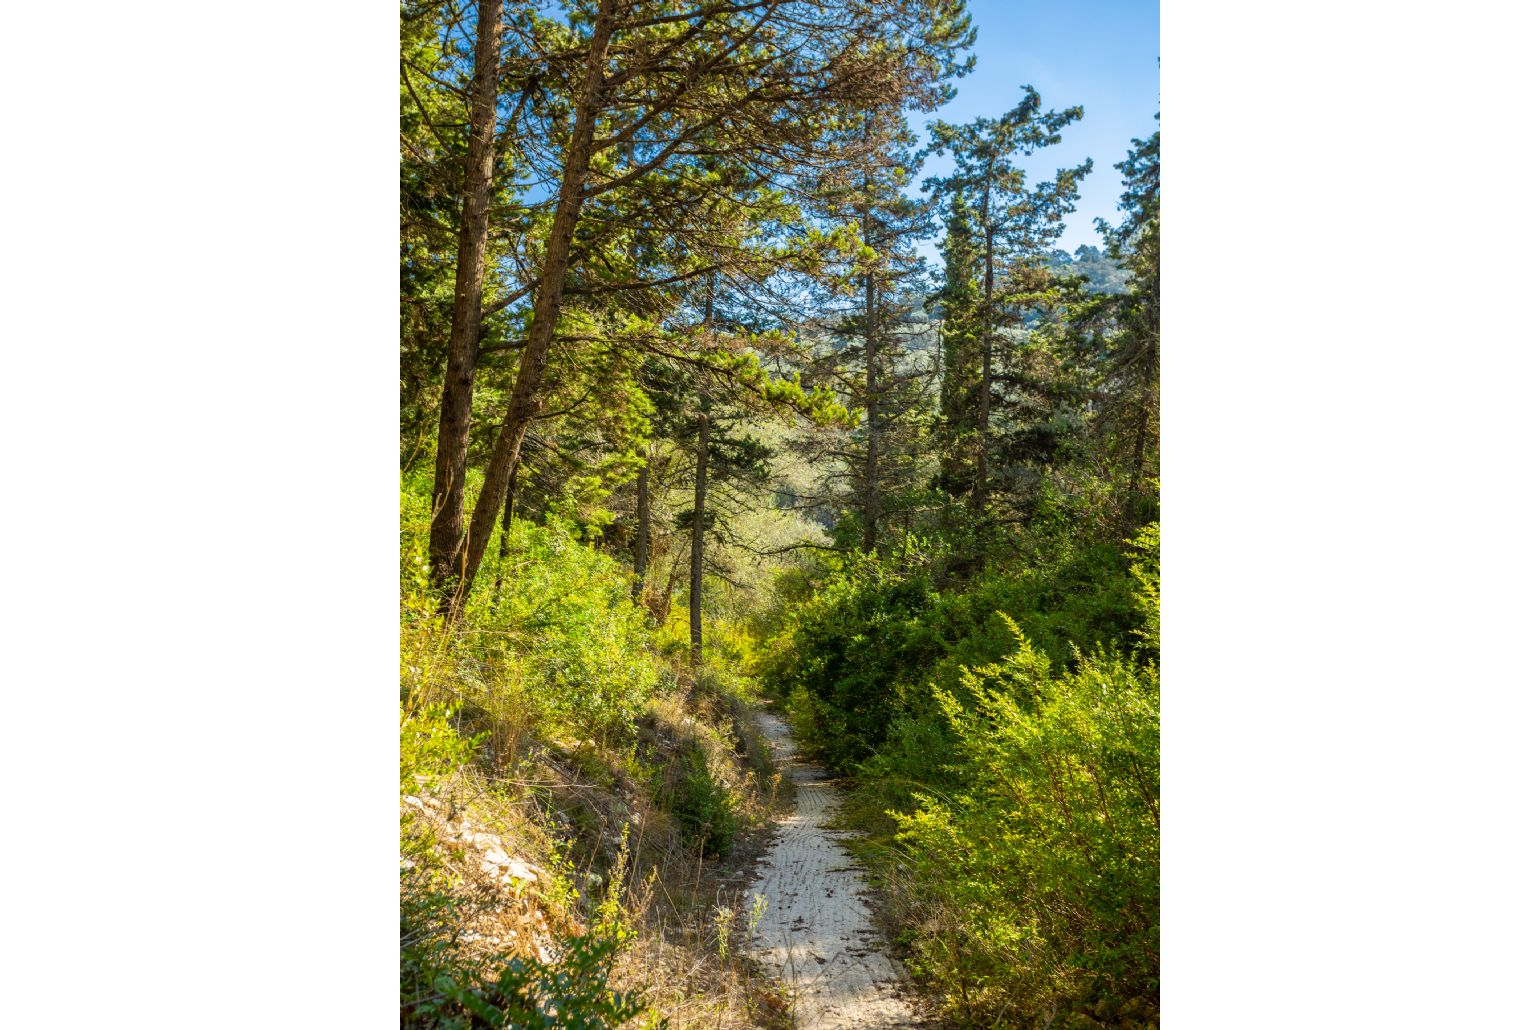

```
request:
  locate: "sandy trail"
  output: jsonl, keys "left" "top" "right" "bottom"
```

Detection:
{"left": 744, "top": 712, "right": 919, "bottom": 1029}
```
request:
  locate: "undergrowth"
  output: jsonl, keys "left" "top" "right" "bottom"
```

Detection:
{"left": 757, "top": 526, "right": 1160, "bottom": 1028}
{"left": 401, "top": 475, "right": 792, "bottom": 1029}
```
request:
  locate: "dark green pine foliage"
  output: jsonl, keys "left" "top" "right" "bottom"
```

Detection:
{"left": 1093, "top": 121, "right": 1160, "bottom": 527}
{"left": 925, "top": 87, "right": 1092, "bottom": 523}
{"left": 933, "top": 188, "right": 983, "bottom": 499}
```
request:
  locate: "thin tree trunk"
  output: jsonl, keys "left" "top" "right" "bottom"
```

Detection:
{"left": 428, "top": 0, "right": 503, "bottom": 587}
{"left": 492, "top": 466, "right": 516, "bottom": 603}
{"left": 627, "top": 140, "right": 650, "bottom": 604}
{"left": 858, "top": 122, "right": 880, "bottom": 553}
{"left": 1125, "top": 408, "right": 1149, "bottom": 521}
{"left": 1125, "top": 341, "right": 1156, "bottom": 522}
{"left": 862, "top": 264, "right": 880, "bottom": 553}
{"left": 689, "top": 279, "right": 716, "bottom": 666}
{"left": 973, "top": 217, "right": 994, "bottom": 516}
{"left": 632, "top": 460, "right": 650, "bottom": 600}
{"left": 442, "top": 0, "right": 619, "bottom": 605}
{"left": 660, "top": 541, "right": 686, "bottom": 623}
{"left": 689, "top": 406, "right": 709, "bottom": 666}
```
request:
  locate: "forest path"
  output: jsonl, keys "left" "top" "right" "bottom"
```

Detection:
{"left": 743, "top": 712, "right": 921, "bottom": 1029}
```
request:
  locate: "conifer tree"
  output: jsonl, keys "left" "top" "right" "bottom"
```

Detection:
{"left": 1096, "top": 122, "right": 1160, "bottom": 524}
{"left": 926, "top": 87, "right": 1091, "bottom": 519}
{"left": 437, "top": 0, "right": 975, "bottom": 604}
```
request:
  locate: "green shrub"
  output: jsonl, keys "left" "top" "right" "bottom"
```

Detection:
{"left": 673, "top": 750, "right": 736, "bottom": 856}
{"left": 758, "top": 540, "right": 1143, "bottom": 775}
{"left": 1127, "top": 522, "right": 1159, "bottom": 657}
{"left": 758, "top": 550, "right": 937, "bottom": 772}
{"left": 401, "top": 704, "right": 482, "bottom": 791}
{"left": 402, "top": 473, "right": 659, "bottom": 746}
{"left": 892, "top": 623, "right": 1159, "bottom": 1025}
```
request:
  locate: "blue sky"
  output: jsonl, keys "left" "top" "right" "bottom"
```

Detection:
{"left": 910, "top": 0, "right": 1160, "bottom": 258}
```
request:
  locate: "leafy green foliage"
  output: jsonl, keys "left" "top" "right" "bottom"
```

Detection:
{"left": 758, "top": 538, "right": 1142, "bottom": 773}
{"left": 401, "top": 703, "right": 483, "bottom": 792}
{"left": 671, "top": 749, "right": 737, "bottom": 857}
{"left": 403, "top": 474, "right": 658, "bottom": 746}
{"left": 1127, "top": 521, "right": 1159, "bottom": 655}
{"left": 894, "top": 628, "right": 1158, "bottom": 1025}
{"left": 756, "top": 525, "right": 1159, "bottom": 1026}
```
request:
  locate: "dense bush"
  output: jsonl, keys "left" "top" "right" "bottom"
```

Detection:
{"left": 757, "top": 539, "right": 1142, "bottom": 774}
{"left": 756, "top": 527, "right": 1160, "bottom": 1026}
{"left": 894, "top": 626, "right": 1159, "bottom": 1025}
{"left": 670, "top": 749, "right": 737, "bottom": 856}
{"left": 757, "top": 550, "right": 936, "bottom": 772}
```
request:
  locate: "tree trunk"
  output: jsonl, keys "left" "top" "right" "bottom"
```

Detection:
{"left": 689, "top": 279, "right": 716, "bottom": 666}
{"left": 660, "top": 541, "right": 686, "bottom": 624}
{"left": 492, "top": 465, "right": 516, "bottom": 603}
{"left": 1124, "top": 340, "right": 1157, "bottom": 522}
{"left": 428, "top": 0, "right": 503, "bottom": 587}
{"left": 631, "top": 460, "right": 649, "bottom": 600}
{"left": 442, "top": 0, "right": 619, "bottom": 605}
{"left": 862, "top": 265, "right": 880, "bottom": 553}
{"left": 628, "top": 146, "right": 649, "bottom": 604}
{"left": 973, "top": 217, "right": 994, "bottom": 516}
{"left": 689, "top": 406, "right": 709, "bottom": 666}
{"left": 858, "top": 123, "right": 880, "bottom": 553}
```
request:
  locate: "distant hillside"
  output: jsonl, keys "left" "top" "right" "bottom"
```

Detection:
{"left": 884, "top": 246, "right": 1127, "bottom": 356}
{"left": 1047, "top": 244, "right": 1131, "bottom": 294}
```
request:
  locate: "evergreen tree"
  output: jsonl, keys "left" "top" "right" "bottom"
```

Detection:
{"left": 432, "top": 0, "right": 974, "bottom": 605}
{"left": 925, "top": 87, "right": 1091, "bottom": 521}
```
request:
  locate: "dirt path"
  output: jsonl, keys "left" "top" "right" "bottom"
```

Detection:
{"left": 744, "top": 712, "right": 920, "bottom": 1029}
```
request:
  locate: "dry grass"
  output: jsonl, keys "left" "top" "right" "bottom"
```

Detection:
{"left": 401, "top": 767, "right": 574, "bottom": 971}
{"left": 402, "top": 677, "right": 795, "bottom": 1029}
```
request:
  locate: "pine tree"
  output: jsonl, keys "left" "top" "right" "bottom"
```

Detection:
{"left": 435, "top": 0, "right": 974, "bottom": 605}
{"left": 926, "top": 87, "right": 1091, "bottom": 520}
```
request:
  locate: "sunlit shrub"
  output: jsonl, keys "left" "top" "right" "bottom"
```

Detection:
{"left": 401, "top": 474, "right": 658, "bottom": 747}
{"left": 759, "top": 540, "right": 1142, "bottom": 774}
{"left": 893, "top": 623, "right": 1159, "bottom": 1025}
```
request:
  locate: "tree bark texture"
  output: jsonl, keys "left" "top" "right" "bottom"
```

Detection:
{"left": 428, "top": 0, "right": 503, "bottom": 587}
{"left": 973, "top": 216, "right": 994, "bottom": 516}
{"left": 862, "top": 266, "right": 880, "bottom": 552}
{"left": 689, "top": 407, "right": 709, "bottom": 666}
{"left": 444, "top": 0, "right": 619, "bottom": 604}
{"left": 632, "top": 461, "right": 650, "bottom": 600}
